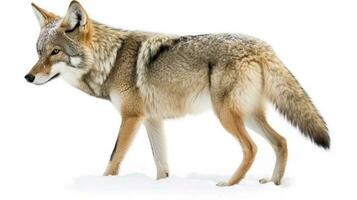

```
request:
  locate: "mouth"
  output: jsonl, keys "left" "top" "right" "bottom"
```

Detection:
{"left": 33, "top": 73, "right": 60, "bottom": 85}
{"left": 49, "top": 73, "right": 60, "bottom": 82}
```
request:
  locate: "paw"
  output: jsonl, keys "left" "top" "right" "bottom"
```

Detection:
{"left": 103, "top": 165, "right": 118, "bottom": 176}
{"left": 259, "top": 178, "right": 281, "bottom": 185}
{"left": 156, "top": 171, "right": 169, "bottom": 180}
{"left": 216, "top": 181, "right": 231, "bottom": 187}
{"left": 259, "top": 178, "right": 270, "bottom": 184}
{"left": 103, "top": 169, "right": 118, "bottom": 176}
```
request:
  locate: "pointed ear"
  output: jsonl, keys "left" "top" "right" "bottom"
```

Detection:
{"left": 62, "top": 1, "right": 89, "bottom": 33}
{"left": 31, "top": 3, "right": 58, "bottom": 28}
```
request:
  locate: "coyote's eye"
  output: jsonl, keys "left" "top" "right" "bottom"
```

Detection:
{"left": 51, "top": 49, "right": 61, "bottom": 56}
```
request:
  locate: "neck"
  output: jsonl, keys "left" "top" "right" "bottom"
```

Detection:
{"left": 80, "top": 22, "right": 126, "bottom": 98}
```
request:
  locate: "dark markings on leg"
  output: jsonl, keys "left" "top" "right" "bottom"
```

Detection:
{"left": 110, "top": 139, "right": 118, "bottom": 161}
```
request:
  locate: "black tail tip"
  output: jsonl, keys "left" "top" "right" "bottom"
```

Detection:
{"left": 314, "top": 135, "right": 330, "bottom": 150}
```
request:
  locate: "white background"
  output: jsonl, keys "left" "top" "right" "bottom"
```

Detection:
{"left": 0, "top": 0, "right": 356, "bottom": 199}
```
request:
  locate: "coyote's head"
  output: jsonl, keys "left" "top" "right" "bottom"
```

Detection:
{"left": 25, "top": 1, "right": 93, "bottom": 85}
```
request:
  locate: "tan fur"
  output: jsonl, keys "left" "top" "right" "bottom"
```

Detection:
{"left": 213, "top": 101, "right": 257, "bottom": 186}
{"left": 264, "top": 56, "right": 329, "bottom": 148}
{"left": 104, "top": 115, "right": 143, "bottom": 176}
{"left": 29, "top": 57, "right": 52, "bottom": 75}
{"left": 27, "top": 1, "right": 330, "bottom": 186}
{"left": 254, "top": 111, "right": 288, "bottom": 185}
{"left": 60, "top": 1, "right": 94, "bottom": 45}
{"left": 31, "top": 3, "right": 59, "bottom": 27}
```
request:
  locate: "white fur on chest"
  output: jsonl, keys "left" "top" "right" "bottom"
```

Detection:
{"left": 109, "top": 90, "right": 121, "bottom": 112}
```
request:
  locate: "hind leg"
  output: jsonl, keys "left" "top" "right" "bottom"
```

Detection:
{"left": 246, "top": 112, "right": 288, "bottom": 185}
{"left": 213, "top": 101, "right": 257, "bottom": 186}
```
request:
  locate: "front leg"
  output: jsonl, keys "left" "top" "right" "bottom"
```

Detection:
{"left": 104, "top": 116, "right": 143, "bottom": 176}
{"left": 144, "top": 118, "right": 169, "bottom": 179}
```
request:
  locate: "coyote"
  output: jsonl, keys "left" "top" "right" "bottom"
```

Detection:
{"left": 25, "top": 1, "right": 329, "bottom": 186}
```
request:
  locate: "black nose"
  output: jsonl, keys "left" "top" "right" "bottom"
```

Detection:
{"left": 25, "top": 74, "right": 35, "bottom": 83}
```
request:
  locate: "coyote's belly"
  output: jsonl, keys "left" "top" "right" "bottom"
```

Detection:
{"left": 187, "top": 87, "right": 212, "bottom": 114}
{"left": 109, "top": 85, "right": 212, "bottom": 118}
{"left": 140, "top": 84, "right": 212, "bottom": 119}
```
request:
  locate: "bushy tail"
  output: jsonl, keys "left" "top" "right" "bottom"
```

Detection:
{"left": 264, "top": 59, "right": 330, "bottom": 149}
